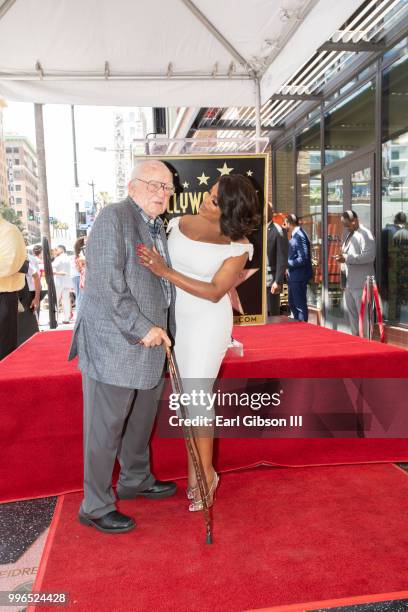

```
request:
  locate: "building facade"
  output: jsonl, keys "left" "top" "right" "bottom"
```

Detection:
{"left": 5, "top": 135, "right": 40, "bottom": 243}
{"left": 113, "top": 108, "right": 153, "bottom": 200}
{"left": 272, "top": 35, "right": 408, "bottom": 345}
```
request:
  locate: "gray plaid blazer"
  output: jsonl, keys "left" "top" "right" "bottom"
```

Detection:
{"left": 68, "top": 197, "right": 176, "bottom": 389}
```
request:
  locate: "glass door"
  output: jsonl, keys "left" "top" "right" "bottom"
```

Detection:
{"left": 323, "top": 153, "right": 374, "bottom": 333}
{"left": 326, "top": 177, "right": 344, "bottom": 330}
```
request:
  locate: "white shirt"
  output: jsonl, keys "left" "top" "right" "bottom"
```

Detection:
{"left": 52, "top": 252, "right": 72, "bottom": 289}
{"left": 70, "top": 254, "right": 80, "bottom": 278}
{"left": 26, "top": 254, "right": 39, "bottom": 291}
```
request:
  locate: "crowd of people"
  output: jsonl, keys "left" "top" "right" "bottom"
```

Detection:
{"left": 266, "top": 205, "right": 377, "bottom": 334}
{"left": 29, "top": 239, "right": 86, "bottom": 324}
{"left": 0, "top": 232, "right": 87, "bottom": 360}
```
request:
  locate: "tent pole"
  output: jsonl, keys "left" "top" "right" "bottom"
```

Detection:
{"left": 71, "top": 105, "right": 82, "bottom": 239}
{"left": 0, "top": 0, "right": 16, "bottom": 22}
{"left": 71, "top": 105, "right": 79, "bottom": 189}
{"left": 180, "top": 0, "right": 250, "bottom": 71}
{"left": 255, "top": 77, "right": 261, "bottom": 153}
{"left": 34, "top": 103, "right": 51, "bottom": 242}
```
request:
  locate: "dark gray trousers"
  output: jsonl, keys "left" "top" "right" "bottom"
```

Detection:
{"left": 80, "top": 374, "right": 164, "bottom": 518}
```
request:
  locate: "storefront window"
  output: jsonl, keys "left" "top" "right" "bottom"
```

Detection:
{"left": 351, "top": 167, "right": 371, "bottom": 228}
{"left": 324, "top": 80, "right": 376, "bottom": 165}
{"left": 275, "top": 141, "right": 294, "bottom": 213}
{"left": 296, "top": 120, "right": 322, "bottom": 308}
{"left": 381, "top": 51, "right": 408, "bottom": 325}
{"left": 382, "top": 52, "right": 408, "bottom": 141}
{"left": 383, "top": 35, "right": 408, "bottom": 63}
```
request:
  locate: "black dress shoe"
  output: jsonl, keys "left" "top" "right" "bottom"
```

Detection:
{"left": 117, "top": 480, "right": 177, "bottom": 500}
{"left": 78, "top": 510, "right": 135, "bottom": 533}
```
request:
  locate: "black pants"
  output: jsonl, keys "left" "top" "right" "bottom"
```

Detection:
{"left": 0, "top": 291, "right": 18, "bottom": 360}
{"left": 267, "top": 289, "right": 281, "bottom": 316}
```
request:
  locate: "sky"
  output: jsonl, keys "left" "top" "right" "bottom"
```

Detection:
{"left": 2, "top": 102, "right": 132, "bottom": 243}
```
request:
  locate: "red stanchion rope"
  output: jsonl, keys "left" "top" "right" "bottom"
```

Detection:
{"left": 359, "top": 280, "right": 385, "bottom": 342}
{"left": 359, "top": 283, "right": 368, "bottom": 339}
{"left": 373, "top": 283, "right": 385, "bottom": 343}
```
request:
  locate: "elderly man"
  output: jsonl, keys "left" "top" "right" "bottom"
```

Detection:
{"left": 69, "top": 160, "right": 177, "bottom": 534}
{"left": 0, "top": 217, "right": 27, "bottom": 359}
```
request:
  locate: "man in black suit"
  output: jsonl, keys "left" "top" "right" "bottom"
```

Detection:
{"left": 266, "top": 204, "right": 288, "bottom": 316}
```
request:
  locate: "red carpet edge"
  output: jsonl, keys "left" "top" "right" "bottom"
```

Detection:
{"left": 248, "top": 589, "right": 408, "bottom": 611}
{"left": 26, "top": 464, "right": 408, "bottom": 612}
{"left": 5, "top": 458, "right": 408, "bottom": 505}
{"left": 27, "top": 495, "right": 65, "bottom": 612}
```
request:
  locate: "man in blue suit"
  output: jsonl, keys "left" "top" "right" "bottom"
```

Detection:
{"left": 283, "top": 214, "right": 313, "bottom": 322}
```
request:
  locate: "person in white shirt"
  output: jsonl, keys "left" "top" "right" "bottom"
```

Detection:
{"left": 52, "top": 245, "right": 72, "bottom": 323}
{"left": 335, "top": 210, "right": 376, "bottom": 337}
{"left": 26, "top": 254, "right": 41, "bottom": 311}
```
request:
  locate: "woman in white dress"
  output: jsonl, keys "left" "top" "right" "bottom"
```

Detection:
{"left": 138, "top": 174, "right": 259, "bottom": 511}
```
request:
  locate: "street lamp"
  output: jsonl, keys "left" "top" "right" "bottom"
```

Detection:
{"left": 94, "top": 144, "right": 133, "bottom": 160}
{"left": 88, "top": 180, "right": 96, "bottom": 213}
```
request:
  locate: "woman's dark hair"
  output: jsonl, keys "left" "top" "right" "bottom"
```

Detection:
{"left": 217, "top": 174, "right": 261, "bottom": 240}
{"left": 74, "top": 236, "right": 86, "bottom": 258}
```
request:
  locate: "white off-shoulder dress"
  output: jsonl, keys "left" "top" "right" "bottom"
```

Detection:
{"left": 167, "top": 216, "right": 254, "bottom": 388}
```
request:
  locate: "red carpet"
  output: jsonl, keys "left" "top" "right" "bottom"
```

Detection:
{"left": 223, "top": 323, "right": 408, "bottom": 377}
{"left": 30, "top": 464, "right": 408, "bottom": 612}
{"left": 1, "top": 324, "right": 408, "bottom": 503}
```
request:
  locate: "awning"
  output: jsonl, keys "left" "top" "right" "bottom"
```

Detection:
{"left": 0, "top": 0, "right": 364, "bottom": 107}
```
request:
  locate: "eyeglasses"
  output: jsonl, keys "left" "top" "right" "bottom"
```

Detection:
{"left": 133, "top": 177, "right": 175, "bottom": 196}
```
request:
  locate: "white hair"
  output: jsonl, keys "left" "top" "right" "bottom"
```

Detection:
{"left": 130, "top": 159, "right": 171, "bottom": 182}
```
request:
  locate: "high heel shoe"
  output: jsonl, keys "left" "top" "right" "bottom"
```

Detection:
{"left": 188, "top": 472, "right": 219, "bottom": 512}
{"left": 186, "top": 485, "right": 197, "bottom": 500}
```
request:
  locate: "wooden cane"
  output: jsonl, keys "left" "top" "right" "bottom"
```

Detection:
{"left": 166, "top": 346, "right": 213, "bottom": 544}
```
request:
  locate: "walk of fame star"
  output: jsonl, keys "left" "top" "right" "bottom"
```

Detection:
{"left": 217, "top": 162, "right": 234, "bottom": 176}
{"left": 228, "top": 268, "right": 259, "bottom": 314}
{"left": 197, "top": 172, "right": 210, "bottom": 185}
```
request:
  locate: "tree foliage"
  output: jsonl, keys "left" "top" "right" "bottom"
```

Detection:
{"left": 0, "top": 201, "right": 25, "bottom": 232}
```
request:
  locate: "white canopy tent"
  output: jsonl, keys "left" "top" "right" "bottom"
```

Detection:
{"left": 0, "top": 0, "right": 365, "bottom": 240}
{"left": 0, "top": 0, "right": 364, "bottom": 108}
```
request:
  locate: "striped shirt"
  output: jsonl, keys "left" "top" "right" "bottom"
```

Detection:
{"left": 135, "top": 204, "right": 172, "bottom": 306}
